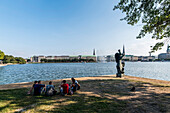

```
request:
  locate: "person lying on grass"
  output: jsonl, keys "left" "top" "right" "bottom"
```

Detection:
{"left": 27, "top": 81, "right": 38, "bottom": 95}
{"left": 45, "top": 81, "right": 57, "bottom": 96}
{"left": 33, "top": 80, "right": 45, "bottom": 96}
{"left": 59, "top": 80, "right": 69, "bottom": 96}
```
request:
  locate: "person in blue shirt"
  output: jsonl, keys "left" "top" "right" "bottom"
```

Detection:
{"left": 45, "top": 81, "right": 56, "bottom": 96}
{"left": 27, "top": 81, "right": 38, "bottom": 95}
{"left": 33, "top": 80, "right": 45, "bottom": 96}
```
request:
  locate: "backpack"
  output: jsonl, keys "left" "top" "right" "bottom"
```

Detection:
{"left": 45, "top": 87, "right": 54, "bottom": 96}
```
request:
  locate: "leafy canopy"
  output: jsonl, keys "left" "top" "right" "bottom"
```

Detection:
{"left": 3, "top": 55, "right": 26, "bottom": 64}
{"left": 0, "top": 50, "right": 5, "bottom": 60}
{"left": 113, "top": 0, "right": 170, "bottom": 52}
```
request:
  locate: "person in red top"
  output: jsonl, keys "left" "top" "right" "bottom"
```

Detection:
{"left": 60, "top": 80, "right": 69, "bottom": 95}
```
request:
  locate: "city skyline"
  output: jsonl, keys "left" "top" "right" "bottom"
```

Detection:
{"left": 0, "top": 0, "right": 168, "bottom": 58}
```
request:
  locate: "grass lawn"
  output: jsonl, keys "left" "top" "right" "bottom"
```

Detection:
{"left": 0, "top": 75, "right": 169, "bottom": 113}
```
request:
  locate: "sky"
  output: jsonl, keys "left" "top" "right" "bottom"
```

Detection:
{"left": 0, "top": 0, "right": 168, "bottom": 58}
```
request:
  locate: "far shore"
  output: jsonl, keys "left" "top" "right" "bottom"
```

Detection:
{"left": 0, "top": 75, "right": 170, "bottom": 90}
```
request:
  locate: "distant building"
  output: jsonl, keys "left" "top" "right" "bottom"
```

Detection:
{"left": 106, "top": 55, "right": 114, "bottom": 62}
{"left": 123, "top": 55, "right": 133, "bottom": 61}
{"left": 122, "top": 55, "right": 155, "bottom": 61}
{"left": 31, "top": 56, "right": 39, "bottom": 62}
{"left": 54, "top": 56, "right": 69, "bottom": 60}
{"left": 69, "top": 56, "right": 79, "bottom": 60}
{"left": 97, "top": 56, "right": 107, "bottom": 62}
{"left": 46, "top": 56, "right": 53, "bottom": 60}
{"left": 132, "top": 56, "right": 138, "bottom": 61}
{"left": 81, "top": 55, "right": 96, "bottom": 61}
{"left": 158, "top": 45, "right": 170, "bottom": 60}
{"left": 31, "top": 56, "right": 45, "bottom": 62}
{"left": 138, "top": 56, "right": 143, "bottom": 61}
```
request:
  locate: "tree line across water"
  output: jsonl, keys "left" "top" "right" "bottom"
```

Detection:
{"left": 0, "top": 50, "right": 26, "bottom": 64}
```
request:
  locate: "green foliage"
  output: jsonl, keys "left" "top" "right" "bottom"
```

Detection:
{"left": 0, "top": 50, "right": 5, "bottom": 60}
{"left": 113, "top": 0, "right": 170, "bottom": 52}
{"left": 2, "top": 55, "right": 26, "bottom": 64}
{"left": 15, "top": 57, "right": 26, "bottom": 64}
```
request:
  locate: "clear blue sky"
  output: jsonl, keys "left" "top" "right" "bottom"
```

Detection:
{"left": 0, "top": 0, "right": 167, "bottom": 58}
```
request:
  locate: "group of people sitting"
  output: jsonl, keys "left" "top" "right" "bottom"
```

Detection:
{"left": 28, "top": 77, "right": 80, "bottom": 96}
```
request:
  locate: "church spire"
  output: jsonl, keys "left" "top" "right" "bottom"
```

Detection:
{"left": 93, "top": 49, "right": 96, "bottom": 56}
{"left": 123, "top": 45, "right": 125, "bottom": 55}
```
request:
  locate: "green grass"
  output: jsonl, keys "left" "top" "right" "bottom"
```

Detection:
{"left": 0, "top": 78, "right": 169, "bottom": 113}
{"left": 0, "top": 81, "right": 127, "bottom": 113}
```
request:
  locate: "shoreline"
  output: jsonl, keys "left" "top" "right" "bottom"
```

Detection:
{"left": 0, "top": 64, "right": 8, "bottom": 67}
{"left": 0, "top": 63, "right": 19, "bottom": 67}
{"left": 0, "top": 75, "right": 170, "bottom": 90}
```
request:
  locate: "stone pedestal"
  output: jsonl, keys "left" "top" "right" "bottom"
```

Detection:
{"left": 116, "top": 73, "right": 124, "bottom": 78}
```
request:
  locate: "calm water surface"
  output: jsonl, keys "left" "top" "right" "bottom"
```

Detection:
{"left": 0, "top": 62, "right": 169, "bottom": 85}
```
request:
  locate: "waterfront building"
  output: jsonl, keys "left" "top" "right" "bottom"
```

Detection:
{"left": 31, "top": 56, "right": 39, "bottom": 62}
{"left": 131, "top": 56, "right": 138, "bottom": 61}
{"left": 147, "top": 56, "right": 155, "bottom": 61}
{"left": 106, "top": 55, "right": 114, "bottom": 62}
{"left": 81, "top": 55, "right": 96, "bottom": 61}
{"left": 158, "top": 45, "right": 170, "bottom": 60}
{"left": 31, "top": 56, "right": 45, "bottom": 62}
{"left": 30, "top": 55, "right": 96, "bottom": 63}
{"left": 122, "top": 55, "right": 155, "bottom": 61}
{"left": 97, "top": 56, "right": 107, "bottom": 62}
{"left": 138, "top": 56, "right": 143, "bottom": 61}
{"left": 54, "top": 56, "right": 69, "bottom": 60}
{"left": 123, "top": 55, "right": 133, "bottom": 61}
{"left": 45, "top": 56, "right": 53, "bottom": 60}
{"left": 69, "top": 56, "right": 79, "bottom": 60}
{"left": 38, "top": 56, "right": 45, "bottom": 62}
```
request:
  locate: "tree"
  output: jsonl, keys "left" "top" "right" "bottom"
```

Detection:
{"left": 113, "top": 0, "right": 170, "bottom": 52}
{"left": 3, "top": 55, "right": 26, "bottom": 64}
{"left": 0, "top": 50, "right": 5, "bottom": 60}
{"left": 15, "top": 57, "right": 26, "bottom": 64}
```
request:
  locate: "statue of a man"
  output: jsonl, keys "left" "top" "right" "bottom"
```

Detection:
{"left": 115, "top": 49, "right": 125, "bottom": 77}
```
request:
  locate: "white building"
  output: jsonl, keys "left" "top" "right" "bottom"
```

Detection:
{"left": 158, "top": 45, "right": 170, "bottom": 60}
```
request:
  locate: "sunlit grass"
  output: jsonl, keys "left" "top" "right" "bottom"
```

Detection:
{"left": 0, "top": 78, "right": 169, "bottom": 113}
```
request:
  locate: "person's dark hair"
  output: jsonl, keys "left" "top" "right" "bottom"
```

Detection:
{"left": 38, "top": 80, "right": 41, "bottom": 84}
{"left": 71, "top": 77, "right": 75, "bottom": 83}
{"left": 49, "top": 81, "right": 52, "bottom": 85}
{"left": 34, "top": 81, "right": 38, "bottom": 84}
{"left": 63, "top": 80, "right": 66, "bottom": 83}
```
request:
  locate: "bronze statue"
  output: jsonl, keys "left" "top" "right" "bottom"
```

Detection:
{"left": 115, "top": 49, "right": 125, "bottom": 77}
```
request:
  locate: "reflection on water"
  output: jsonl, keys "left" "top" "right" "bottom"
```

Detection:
{"left": 0, "top": 62, "right": 169, "bottom": 85}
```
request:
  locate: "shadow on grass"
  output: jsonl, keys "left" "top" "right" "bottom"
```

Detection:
{"left": 0, "top": 79, "right": 169, "bottom": 113}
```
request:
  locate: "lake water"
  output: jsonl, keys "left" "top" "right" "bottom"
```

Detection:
{"left": 0, "top": 62, "right": 169, "bottom": 85}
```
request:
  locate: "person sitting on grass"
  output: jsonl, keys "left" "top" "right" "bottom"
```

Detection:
{"left": 45, "top": 81, "right": 57, "bottom": 96}
{"left": 27, "top": 81, "right": 38, "bottom": 95}
{"left": 33, "top": 80, "right": 45, "bottom": 96}
{"left": 59, "top": 80, "right": 69, "bottom": 96}
{"left": 71, "top": 77, "right": 80, "bottom": 92}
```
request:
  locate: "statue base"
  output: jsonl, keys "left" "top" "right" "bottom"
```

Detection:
{"left": 116, "top": 73, "right": 124, "bottom": 78}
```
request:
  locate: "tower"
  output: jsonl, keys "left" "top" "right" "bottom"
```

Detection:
{"left": 123, "top": 45, "right": 125, "bottom": 55}
{"left": 93, "top": 49, "right": 95, "bottom": 56}
{"left": 167, "top": 44, "right": 170, "bottom": 54}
